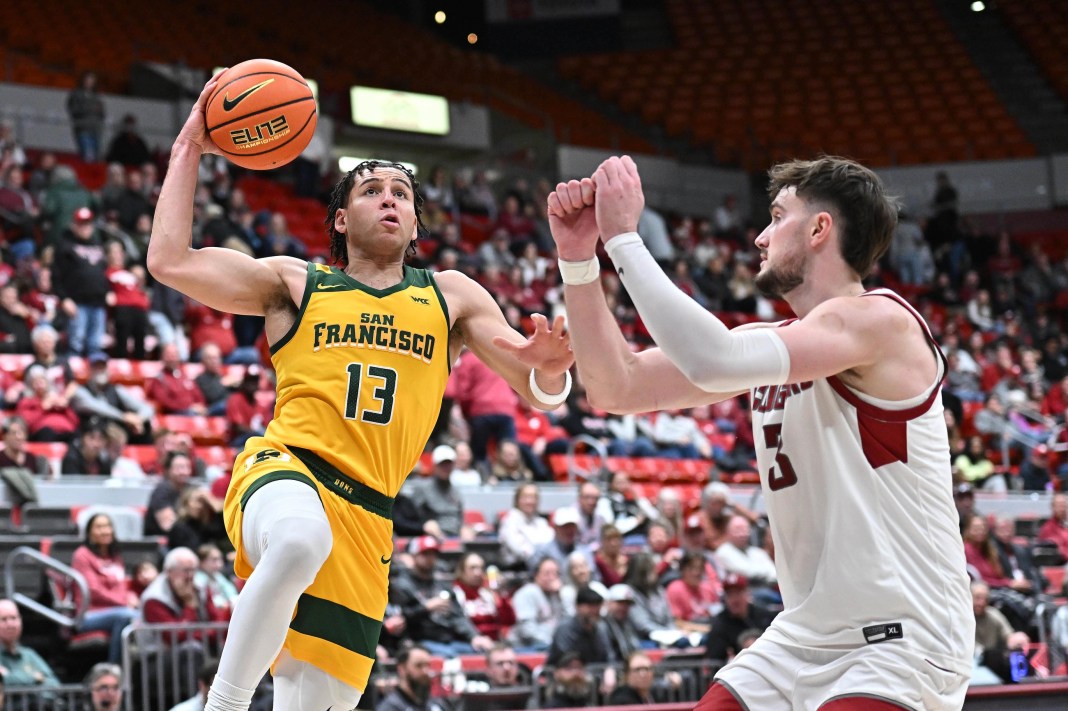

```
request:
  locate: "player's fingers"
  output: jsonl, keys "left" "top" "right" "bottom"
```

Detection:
{"left": 579, "top": 178, "right": 595, "bottom": 206}
{"left": 530, "top": 312, "right": 549, "bottom": 334}
{"left": 564, "top": 181, "right": 585, "bottom": 210}
{"left": 550, "top": 314, "right": 568, "bottom": 336}
{"left": 594, "top": 162, "right": 612, "bottom": 189}
{"left": 491, "top": 335, "right": 521, "bottom": 353}
{"left": 547, "top": 191, "right": 564, "bottom": 217}
{"left": 622, "top": 155, "right": 640, "bottom": 183}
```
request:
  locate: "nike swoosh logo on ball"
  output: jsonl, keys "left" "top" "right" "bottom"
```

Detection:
{"left": 222, "top": 79, "right": 274, "bottom": 111}
{"left": 380, "top": 555, "right": 392, "bottom": 565}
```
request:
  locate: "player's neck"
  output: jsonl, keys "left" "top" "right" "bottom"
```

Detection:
{"left": 784, "top": 262, "right": 864, "bottom": 318}
{"left": 343, "top": 255, "right": 405, "bottom": 289}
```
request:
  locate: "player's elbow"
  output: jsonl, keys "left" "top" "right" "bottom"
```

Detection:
{"left": 585, "top": 386, "right": 633, "bottom": 415}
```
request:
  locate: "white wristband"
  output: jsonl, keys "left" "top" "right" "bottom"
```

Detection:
{"left": 558, "top": 257, "right": 601, "bottom": 285}
{"left": 529, "top": 368, "right": 572, "bottom": 407}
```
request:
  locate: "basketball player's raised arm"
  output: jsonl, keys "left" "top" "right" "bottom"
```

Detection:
{"left": 546, "top": 177, "right": 745, "bottom": 415}
{"left": 594, "top": 157, "right": 892, "bottom": 390}
{"left": 147, "top": 73, "right": 304, "bottom": 316}
{"left": 437, "top": 271, "right": 574, "bottom": 411}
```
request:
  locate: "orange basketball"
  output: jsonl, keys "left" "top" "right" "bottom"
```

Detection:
{"left": 204, "top": 58, "right": 317, "bottom": 171}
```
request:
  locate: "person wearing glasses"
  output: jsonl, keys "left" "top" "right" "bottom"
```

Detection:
{"left": 85, "top": 663, "right": 123, "bottom": 711}
{"left": 607, "top": 651, "right": 682, "bottom": 705}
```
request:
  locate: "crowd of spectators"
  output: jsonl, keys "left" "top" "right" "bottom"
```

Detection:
{"left": 3, "top": 121, "right": 1068, "bottom": 707}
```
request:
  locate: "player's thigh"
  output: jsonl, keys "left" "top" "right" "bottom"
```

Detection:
{"left": 712, "top": 638, "right": 796, "bottom": 711}
{"left": 241, "top": 477, "right": 331, "bottom": 568}
{"left": 273, "top": 649, "right": 362, "bottom": 711}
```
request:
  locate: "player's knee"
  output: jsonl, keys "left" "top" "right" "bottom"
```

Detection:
{"left": 265, "top": 518, "right": 332, "bottom": 581}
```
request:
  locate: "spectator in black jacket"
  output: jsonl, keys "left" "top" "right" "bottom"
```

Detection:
{"left": 105, "top": 115, "right": 151, "bottom": 168}
{"left": 60, "top": 418, "right": 112, "bottom": 476}
{"left": 53, "top": 207, "right": 109, "bottom": 358}
{"left": 374, "top": 645, "right": 453, "bottom": 711}
{"left": 71, "top": 353, "right": 154, "bottom": 444}
{"left": 704, "top": 574, "right": 775, "bottom": 663}
{"left": 391, "top": 536, "right": 494, "bottom": 658}
{"left": 0, "top": 284, "right": 33, "bottom": 353}
{"left": 546, "top": 586, "right": 616, "bottom": 693}
{"left": 195, "top": 343, "right": 239, "bottom": 415}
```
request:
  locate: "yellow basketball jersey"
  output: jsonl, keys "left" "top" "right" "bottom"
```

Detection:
{"left": 264, "top": 263, "right": 451, "bottom": 497}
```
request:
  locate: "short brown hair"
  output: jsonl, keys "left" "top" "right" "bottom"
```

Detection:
{"left": 767, "top": 157, "right": 898, "bottom": 278}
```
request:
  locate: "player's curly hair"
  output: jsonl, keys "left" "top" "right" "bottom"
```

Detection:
{"left": 325, "top": 160, "right": 428, "bottom": 267}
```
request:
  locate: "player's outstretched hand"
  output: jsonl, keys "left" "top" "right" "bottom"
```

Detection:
{"left": 492, "top": 313, "right": 574, "bottom": 377}
{"left": 175, "top": 69, "right": 227, "bottom": 156}
{"left": 547, "top": 178, "right": 598, "bottom": 261}
{"left": 593, "top": 155, "right": 644, "bottom": 242}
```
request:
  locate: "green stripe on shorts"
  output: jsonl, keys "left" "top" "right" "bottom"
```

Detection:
{"left": 239, "top": 471, "right": 320, "bottom": 511}
{"left": 289, "top": 592, "right": 381, "bottom": 659}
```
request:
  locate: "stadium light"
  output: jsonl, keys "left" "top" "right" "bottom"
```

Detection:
{"left": 467, "top": 33, "right": 478, "bottom": 45}
{"left": 434, "top": 11, "right": 446, "bottom": 24}
{"left": 971, "top": 1, "right": 985, "bottom": 11}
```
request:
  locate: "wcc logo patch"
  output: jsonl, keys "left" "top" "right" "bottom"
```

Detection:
{"left": 410, "top": 296, "right": 430, "bottom": 305}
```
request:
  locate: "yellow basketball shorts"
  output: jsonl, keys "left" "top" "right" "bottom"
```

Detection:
{"left": 223, "top": 436, "right": 395, "bottom": 691}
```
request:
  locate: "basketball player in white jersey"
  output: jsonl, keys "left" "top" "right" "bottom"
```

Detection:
{"left": 526, "top": 156, "right": 973, "bottom": 710}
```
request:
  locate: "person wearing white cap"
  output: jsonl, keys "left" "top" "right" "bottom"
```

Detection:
{"left": 406, "top": 443, "right": 474, "bottom": 541}
{"left": 532, "top": 507, "right": 595, "bottom": 576}
{"left": 603, "top": 584, "right": 642, "bottom": 660}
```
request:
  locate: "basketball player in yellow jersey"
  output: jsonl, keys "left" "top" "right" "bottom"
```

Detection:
{"left": 148, "top": 74, "right": 574, "bottom": 711}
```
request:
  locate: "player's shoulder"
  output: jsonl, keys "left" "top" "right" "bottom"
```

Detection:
{"left": 258, "top": 255, "right": 310, "bottom": 280}
{"left": 431, "top": 269, "right": 493, "bottom": 312}
{"left": 803, "top": 291, "right": 916, "bottom": 332}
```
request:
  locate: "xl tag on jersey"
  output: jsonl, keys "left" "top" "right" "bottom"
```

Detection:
{"left": 863, "top": 622, "right": 904, "bottom": 644}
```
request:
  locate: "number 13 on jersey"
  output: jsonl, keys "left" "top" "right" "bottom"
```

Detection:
{"left": 763, "top": 423, "right": 798, "bottom": 491}
{"left": 345, "top": 363, "right": 397, "bottom": 425}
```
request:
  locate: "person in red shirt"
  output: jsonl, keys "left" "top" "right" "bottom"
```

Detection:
{"left": 104, "top": 240, "right": 150, "bottom": 360}
{"left": 665, "top": 551, "right": 720, "bottom": 636}
{"left": 452, "top": 552, "right": 515, "bottom": 641}
{"left": 445, "top": 348, "right": 519, "bottom": 466}
{"left": 224, "top": 366, "right": 272, "bottom": 447}
{"left": 146, "top": 344, "right": 207, "bottom": 415}
{"left": 184, "top": 300, "right": 237, "bottom": 360}
{"left": 1038, "top": 494, "right": 1068, "bottom": 562}
{"left": 16, "top": 364, "right": 80, "bottom": 441}
{"left": 71, "top": 513, "right": 139, "bottom": 662}
{"left": 140, "top": 546, "right": 229, "bottom": 644}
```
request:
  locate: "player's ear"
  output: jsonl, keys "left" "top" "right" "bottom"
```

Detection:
{"left": 809, "top": 211, "right": 833, "bottom": 247}
{"left": 334, "top": 208, "right": 346, "bottom": 236}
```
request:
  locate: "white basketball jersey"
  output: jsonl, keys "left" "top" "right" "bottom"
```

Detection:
{"left": 752, "top": 289, "right": 973, "bottom": 676}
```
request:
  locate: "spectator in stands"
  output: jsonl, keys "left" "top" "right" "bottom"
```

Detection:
{"left": 114, "top": 170, "right": 152, "bottom": 233}
{"left": 953, "top": 435, "right": 1000, "bottom": 491}
{"left": 603, "top": 584, "right": 643, "bottom": 660}
{"left": 40, "top": 165, "right": 92, "bottom": 250}
{"left": 60, "top": 417, "right": 111, "bottom": 475}
{"left": 375, "top": 645, "right": 451, "bottom": 711}
{"left": 71, "top": 513, "right": 139, "bottom": 663}
{"left": 99, "top": 163, "right": 127, "bottom": 214}
{"left": 54, "top": 207, "right": 110, "bottom": 359}
{"left": 105, "top": 115, "right": 151, "bottom": 168}
{"left": 607, "top": 651, "right": 683, "bottom": 706}
{"left": 169, "top": 659, "right": 216, "bottom": 711}
{"left": 448, "top": 441, "right": 482, "bottom": 487}
{"left": 665, "top": 551, "right": 719, "bottom": 636}
{"left": 141, "top": 547, "right": 229, "bottom": 637}
{"left": 392, "top": 536, "right": 493, "bottom": 657}
{"left": 533, "top": 507, "right": 591, "bottom": 575}
{"left": 696, "top": 481, "right": 756, "bottom": 551}
{"left": 149, "top": 279, "right": 188, "bottom": 361}
{"left": 990, "top": 516, "right": 1041, "bottom": 596}
{"left": 144, "top": 451, "right": 194, "bottom": 536}
{"left": 487, "top": 439, "right": 533, "bottom": 484}
{"left": 544, "top": 652, "right": 593, "bottom": 709}
{"left": 704, "top": 574, "right": 774, "bottom": 663}
{"left": 713, "top": 194, "right": 743, "bottom": 240}
{"left": 167, "top": 486, "right": 227, "bottom": 555}
{"left": 0, "top": 598, "right": 60, "bottom": 688}
{"left": 599, "top": 470, "right": 658, "bottom": 538}
{"left": 605, "top": 412, "right": 658, "bottom": 458}
{"left": 446, "top": 348, "right": 518, "bottom": 467}
{"left": 85, "top": 662, "right": 124, "bottom": 711}
{"left": 571, "top": 482, "right": 609, "bottom": 547}
{"left": 17, "top": 364, "right": 80, "bottom": 442}
{"left": 971, "top": 581, "right": 1029, "bottom": 685}
{"left": 66, "top": 72, "right": 105, "bottom": 162}
{"left": 713, "top": 515, "right": 777, "bottom": 592}
{"left": 498, "top": 483, "right": 554, "bottom": 570}
{"left": 508, "top": 557, "right": 565, "bottom": 652}
{"left": 1038, "top": 493, "right": 1068, "bottom": 562}
{"left": 0, "top": 285, "right": 34, "bottom": 354}
{"left": 28, "top": 325, "right": 75, "bottom": 398}
{"left": 560, "top": 551, "right": 608, "bottom": 616}
{"left": 72, "top": 353, "right": 154, "bottom": 444}
{"left": 258, "top": 213, "right": 306, "bottom": 260}
{"left": 546, "top": 586, "right": 616, "bottom": 682}
{"left": 105, "top": 421, "right": 145, "bottom": 480}
{"left": 1018, "top": 444, "right": 1053, "bottom": 492}
{"left": 147, "top": 344, "right": 207, "bottom": 415}
{"left": 482, "top": 642, "right": 532, "bottom": 703}
{"left": 224, "top": 366, "right": 271, "bottom": 447}
{"left": 0, "top": 416, "right": 43, "bottom": 505}
{"left": 406, "top": 444, "right": 472, "bottom": 541}
{"left": 593, "top": 524, "right": 628, "bottom": 587}
{"left": 194, "top": 343, "right": 238, "bottom": 416}
{"left": 104, "top": 240, "right": 150, "bottom": 360}
{"left": 195, "top": 543, "right": 238, "bottom": 617}
{"left": 623, "top": 552, "right": 683, "bottom": 647}
{"left": 962, "top": 510, "right": 1035, "bottom": 627}
{"left": 452, "top": 553, "right": 515, "bottom": 641}
{"left": 423, "top": 166, "right": 455, "bottom": 214}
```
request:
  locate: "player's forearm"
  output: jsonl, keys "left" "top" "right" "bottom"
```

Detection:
{"left": 563, "top": 280, "right": 648, "bottom": 412}
{"left": 604, "top": 233, "right": 790, "bottom": 392}
{"left": 146, "top": 140, "right": 202, "bottom": 282}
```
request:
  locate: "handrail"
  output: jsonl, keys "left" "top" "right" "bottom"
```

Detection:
{"left": 566, "top": 435, "right": 608, "bottom": 484}
{"left": 3, "top": 545, "right": 89, "bottom": 628}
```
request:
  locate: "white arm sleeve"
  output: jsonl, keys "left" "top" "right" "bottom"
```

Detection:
{"left": 604, "top": 232, "right": 791, "bottom": 392}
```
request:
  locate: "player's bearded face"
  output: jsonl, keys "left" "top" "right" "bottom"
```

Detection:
{"left": 755, "top": 239, "right": 806, "bottom": 298}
